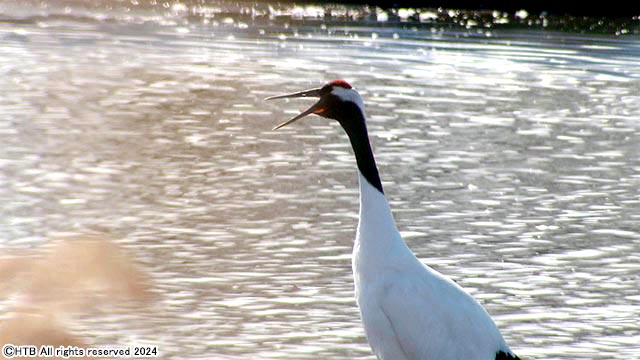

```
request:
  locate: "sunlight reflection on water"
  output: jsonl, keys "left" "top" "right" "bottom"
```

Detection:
{"left": 1, "top": 2, "right": 639, "bottom": 359}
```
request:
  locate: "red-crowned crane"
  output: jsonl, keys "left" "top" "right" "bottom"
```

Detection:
{"left": 266, "top": 80, "right": 520, "bottom": 360}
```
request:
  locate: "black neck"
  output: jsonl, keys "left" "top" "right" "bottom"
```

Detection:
{"left": 338, "top": 104, "right": 384, "bottom": 194}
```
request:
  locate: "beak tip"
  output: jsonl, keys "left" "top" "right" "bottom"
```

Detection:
{"left": 272, "top": 122, "right": 287, "bottom": 131}
{"left": 267, "top": 87, "right": 323, "bottom": 130}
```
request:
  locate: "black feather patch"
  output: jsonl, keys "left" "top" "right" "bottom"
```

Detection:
{"left": 334, "top": 102, "right": 384, "bottom": 194}
{"left": 495, "top": 350, "right": 521, "bottom": 360}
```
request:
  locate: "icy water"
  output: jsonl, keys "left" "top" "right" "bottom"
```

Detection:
{"left": 1, "top": 2, "right": 640, "bottom": 359}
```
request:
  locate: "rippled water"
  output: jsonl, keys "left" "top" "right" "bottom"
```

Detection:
{"left": 1, "top": 2, "right": 640, "bottom": 359}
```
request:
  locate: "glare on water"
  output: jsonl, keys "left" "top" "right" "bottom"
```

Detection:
{"left": 0, "top": 1, "right": 639, "bottom": 359}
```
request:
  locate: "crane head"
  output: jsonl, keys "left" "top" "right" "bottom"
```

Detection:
{"left": 265, "top": 80, "right": 365, "bottom": 130}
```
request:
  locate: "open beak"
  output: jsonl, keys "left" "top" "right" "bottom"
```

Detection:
{"left": 265, "top": 88, "right": 323, "bottom": 130}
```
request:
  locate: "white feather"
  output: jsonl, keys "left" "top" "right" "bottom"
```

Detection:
{"left": 353, "top": 172, "right": 511, "bottom": 360}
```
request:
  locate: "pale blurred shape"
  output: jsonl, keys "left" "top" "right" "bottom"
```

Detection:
{"left": 23, "top": 236, "right": 155, "bottom": 312}
{"left": 0, "top": 235, "right": 155, "bottom": 356}
{"left": 0, "top": 312, "right": 90, "bottom": 359}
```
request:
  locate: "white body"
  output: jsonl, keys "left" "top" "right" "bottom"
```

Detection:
{"left": 352, "top": 172, "right": 511, "bottom": 360}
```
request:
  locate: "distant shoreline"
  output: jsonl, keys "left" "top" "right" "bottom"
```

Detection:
{"left": 277, "top": 0, "right": 640, "bottom": 18}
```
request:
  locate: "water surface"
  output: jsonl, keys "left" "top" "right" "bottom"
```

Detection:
{"left": 1, "top": 2, "right": 639, "bottom": 359}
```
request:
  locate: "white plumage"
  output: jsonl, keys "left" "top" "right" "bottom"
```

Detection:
{"left": 354, "top": 173, "right": 511, "bottom": 359}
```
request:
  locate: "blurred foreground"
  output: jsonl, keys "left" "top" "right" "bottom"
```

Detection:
{"left": 0, "top": 235, "right": 155, "bottom": 359}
